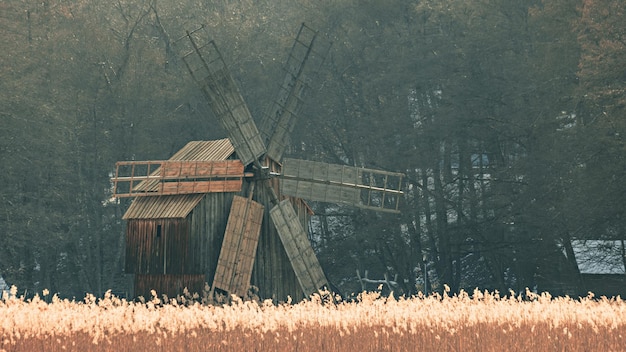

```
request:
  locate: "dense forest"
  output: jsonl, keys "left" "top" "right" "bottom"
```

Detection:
{"left": 1, "top": 0, "right": 624, "bottom": 298}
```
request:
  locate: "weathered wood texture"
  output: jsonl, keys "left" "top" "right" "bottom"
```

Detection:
{"left": 281, "top": 158, "right": 361, "bottom": 205}
{"left": 281, "top": 158, "right": 404, "bottom": 213}
{"left": 581, "top": 274, "right": 626, "bottom": 297}
{"left": 125, "top": 192, "right": 234, "bottom": 298}
{"left": 158, "top": 179, "right": 241, "bottom": 195}
{"left": 199, "top": 70, "right": 266, "bottom": 167}
{"left": 125, "top": 218, "right": 193, "bottom": 275}
{"left": 123, "top": 194, "right": 204, "bottom": 220}
{"left": 160, "top": 160, "right": 242, "bottom": 178}
{"left": 248, "top": 160, "right": 314, "bottom": 301}
{"left": 180, "top": 34, "right": 265, "bottom": 166}
{"left": 270, "top": 199, "right": 328, "bottom": 297}
{"left": 262, "top": 23, "right": 321, "bottom": 162}
{"left": 123, "top": 156, "right": 313, "bottom": 301}
{"left": 187, "top": 192, "right": 234, "bottom": 290}
{"left": 113, "top": 160, "right": 244, "bottom": 197}
{"left": 212, "top": 196, "right": 264, "bottom": 297}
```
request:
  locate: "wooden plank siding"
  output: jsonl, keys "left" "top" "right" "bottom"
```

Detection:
{"left": 113, "top": 159, "right": 244, "bottom": 197}
{"left": 212, "top": 196, "right": 264, "bottom": 297}
{"left": 281, "top": 158, "right": 404, "bottom": 213}
{"left": 270, "top": 199, "right": 328, "bottom": 297}
{"left": 112, "top": 139, "right": 239, "bottom": 197}
{"left": 158, "top": 179, "right": 242, "bottom": 195}
{"left": 125, "top": 219, "right": 194, "bottom": 275}
{"left": 123, "top": 156, "right": 314, "bottom": 301}
{"left": 125, "top": 193, "right": 235, "bottom": 298}
{"left": 123, "top": 194, "right": 205, "bottom": 220}
{"left": 249, "top": 180, "right": 307, "bottom": 301}
{"left": 199, "top": 70, "right": 266, "bottom": 167}
{"left": 581, "top": 274, "right": 626, "bottom": 298}
{"left": 187, "top": 191, "right": 235, "bottom": 293}
{"left": 182, "top": 37, "right": 266, "bottom": 166}
{"left": 160, "top": 160, "right": 243, "bottom": 178}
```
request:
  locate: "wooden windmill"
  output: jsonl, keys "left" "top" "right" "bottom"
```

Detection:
{"left": 111, "top": 24, "right": 404, "bottom": 301}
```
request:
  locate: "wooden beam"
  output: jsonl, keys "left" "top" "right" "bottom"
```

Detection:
{"left": 270, "top": 199, "right": 328, "bottom": 297}
{"left": 111, "top": 160, "right": 247, "bottom": 197}
{"left": 212, "top": 196, "right": 264, "bottom": 298}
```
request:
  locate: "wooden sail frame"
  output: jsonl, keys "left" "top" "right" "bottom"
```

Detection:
{"left": 211, "top": 195, "right": 264, "bottom": 298}
{"left": 117, "top": 23, "right": 406, "bottom": 301}
{"left": 280, "top": 158, "right": 404, "bottom": 213}
{"left": 112, "top": 160, "right": 246, "bottom": 197}
{"left": 181, "top": 33, "right": 266, "bottom": 167}
{"left": 261, "top": 23, "right": 325, "bottom": 162}
{"left": 270, "top": 199, "right": 328, "bottom": 296}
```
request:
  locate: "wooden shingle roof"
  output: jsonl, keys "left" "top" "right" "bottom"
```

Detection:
{"left": 123, "top": 138, "right": 235, "bottom": 219}
{"left": 122, "top": 194, "right": 205, "bottom": 219}
{"left": 169, "top": 139, "right": 235, "bottom": 161}
{"left": 132, "top": 139, "right": 235, "bottom": 193}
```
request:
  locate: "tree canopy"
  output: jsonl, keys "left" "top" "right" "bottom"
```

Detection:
{"left": 0, "top": 0, "right": 624, "bottom": 298}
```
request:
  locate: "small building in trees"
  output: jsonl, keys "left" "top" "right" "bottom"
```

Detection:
{"left": 571, "top": 240, "right": 626, "bottom": 297}
{"left": 120, "top": 139, "right": 311, "bottom": 301}
{"left": 113, "top": 24, "right": 404, "bottom": 302}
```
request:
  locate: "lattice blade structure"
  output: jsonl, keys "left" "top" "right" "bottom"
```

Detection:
{"left": 260, "top": 23, "right": 329, "bottom": 162}
{"left": 280, "top": 158, "right": 404, "bottom": 213}
{"left": 180, "top": 28, "right": 266, "bottom": 167}
{"left": 270, "top": 199, "right": 328, "bottom": 297}
{"left": 212, "top": 196, "right": 264, "bottom": 298}
{"left": 111, "top": 160, "right": 245, "bottom": 197}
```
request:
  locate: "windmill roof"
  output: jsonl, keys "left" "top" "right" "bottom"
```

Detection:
{"left": 570, "top": 240, "right": 625, "bottom": 275}
{"left": 123, "top": 138, "right": 235, "bottom": 219}
{"left": 132, "top": 138, "right": 236, "bottom": 193}
{"left": 123, "top": 194, "right": 205, "bottom": 219}
{"left": 169, "top": 139, "right": 235, "bottom": 161}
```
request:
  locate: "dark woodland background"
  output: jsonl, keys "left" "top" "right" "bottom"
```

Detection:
{"left": 1, "top": 0, "right": 624, "bottom": 298}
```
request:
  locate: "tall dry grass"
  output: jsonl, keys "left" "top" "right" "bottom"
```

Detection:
{"left": 1, "top": 285, "right": 625, "bottom": 352}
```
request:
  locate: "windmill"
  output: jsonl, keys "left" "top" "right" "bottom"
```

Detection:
{"left": 111, "top": 24, "right": 404, "bottom": 301}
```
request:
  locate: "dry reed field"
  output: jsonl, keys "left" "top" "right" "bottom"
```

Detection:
{"left": 1, "top": 286, "right": 625, "bottom": 352}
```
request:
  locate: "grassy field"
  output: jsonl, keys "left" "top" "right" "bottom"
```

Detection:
{"left": 1, "top": 286, "right": 625, "bottom": 351}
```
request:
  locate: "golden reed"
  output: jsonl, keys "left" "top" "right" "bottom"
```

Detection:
{"left": 1, "top": 286, "right": 625, "bottom": 351}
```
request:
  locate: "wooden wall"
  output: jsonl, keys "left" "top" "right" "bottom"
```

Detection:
{"left": 582, "top": 274, "right": 626, "bottom": 297}
{"left": 126, "top": 172, "right": 314, "bottom": 302}
{"left": 188, "top": 191, "right": 234, "bottom": 291}
{"left": 125, "top": 192, "right": 235, "bottom": 298}
{"left": 125, "top": 218, "right": 193, "bottom": 275}
{"left": 249, "top": 180, "right": 309, "bottom": 302}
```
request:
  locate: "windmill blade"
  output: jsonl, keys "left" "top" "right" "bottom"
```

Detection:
{"left": 212, "top": 195, "right": 264, "bottom": 298}
{"left": 270, "top": 199, "right": 328, "bottom": 297}
{"left": 180, "top": 28, "right": 266, "bottom": 167}
{"left": 111, "top": 160, "right": 246, "bottom": 197}
{"left": 260, "top": 23, "right": 329, "bottom": 162}
{"left": 280, "top": 158, "right": 404, "bottom": 213}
